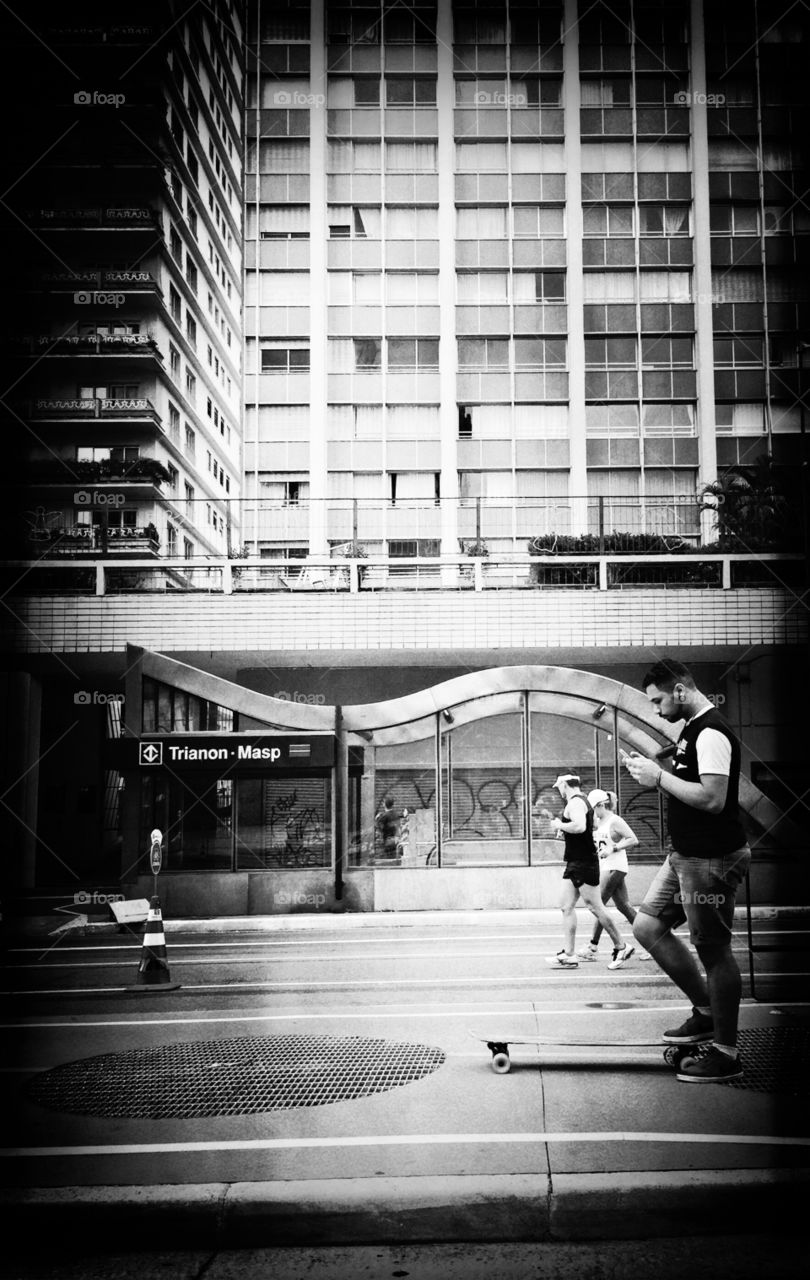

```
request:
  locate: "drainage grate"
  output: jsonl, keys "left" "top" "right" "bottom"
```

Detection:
{"left": 726, "top": 1026, "right": 810, "bottom": 1096}
{"left": 25, "top": 1035, "right": 446, "bottom": 1119}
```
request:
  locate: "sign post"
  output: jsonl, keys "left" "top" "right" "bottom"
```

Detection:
{"left": 150, "top": 827, "right": 162, "bottom": 897}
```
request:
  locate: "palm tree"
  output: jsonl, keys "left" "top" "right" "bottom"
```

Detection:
{"left": 699, "top": 456, "right": 799, "bottom": 551}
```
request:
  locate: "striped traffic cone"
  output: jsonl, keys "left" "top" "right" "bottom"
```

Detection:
{"left": 128, "top": 895, "right": 180, "bottom": 992}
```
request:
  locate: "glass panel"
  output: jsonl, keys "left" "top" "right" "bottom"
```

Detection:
{"left": 440, "top": 707, "right": 527, "bottom": 866}
{"left": 349, "top": 735, "right": 437, "bottom": 867}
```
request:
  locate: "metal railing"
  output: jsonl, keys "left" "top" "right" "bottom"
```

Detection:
{"left": 5, "top": 552, "right": 803, "bottom": 596}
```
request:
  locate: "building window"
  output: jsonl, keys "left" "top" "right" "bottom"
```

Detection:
{"left": 641, "top": 337, "right": 693, "bottom": 367}
{"left": 583, "top": 206, "right": 634, "bottom": 237}
{"left": 170, "top": 345, "right": 180, "bottom": 379}
{"left": 385, "top": 77, "right": 436, "bottom": 106}
{"left": 639, "top": 205, "right": 690, "bottom": 236}
{"left": 387, "top": 338, "right": 439, "bottom": 370}
{"left": 184, "top": 424, "right": 196, "bottom": 456}
{"left": 713, "top": 337, "right": 764, "bottom": 366}
{"left": 514, "top": 338, "right": 567, "bottom": 368}
{"left": 261, "top": 346, "right": 310, "bottom": 371}
{"left": 186, "top": 369, "right": 197, "bottom": 399}
{"left": 458, "top": 338, "right": 509, "bottom": 368}
{"left": 354, "top": 338, "right": 382, "bottom": 369}
{"left": 585, "top": 337, "right": 637, "bottom": 368}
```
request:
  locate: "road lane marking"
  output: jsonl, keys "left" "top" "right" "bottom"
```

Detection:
{"left": 4, "top": 1131, "right": 809, "bottom": 1158}
{"left": 9, "top": 927, "right": 796, "bottom": 953}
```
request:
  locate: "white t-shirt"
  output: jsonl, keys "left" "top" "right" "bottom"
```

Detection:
{"left": 689, "top": 708, "right": 732, "bottom": 777}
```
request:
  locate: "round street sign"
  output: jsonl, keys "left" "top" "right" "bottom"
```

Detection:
{"left": 150, "top": 828, "right": 163, "bottom": 875}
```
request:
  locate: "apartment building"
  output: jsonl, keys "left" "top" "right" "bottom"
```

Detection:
{"left": 243, "top": 0, "right": 807, "bottom": 562}
{"left": 5, "top": 1, "right": 245, "bottom": 568}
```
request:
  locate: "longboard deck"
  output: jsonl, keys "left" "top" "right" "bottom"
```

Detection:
{"left": 468, "top": 1030, "right": 705, "bottom": 1073}
{"left": 469, "top": 1031, "right": 670, "bottom": 1049}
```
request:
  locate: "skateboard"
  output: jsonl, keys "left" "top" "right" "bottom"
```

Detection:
{"left": 468, "top": 1029, "right": 707, "bottom": 1074}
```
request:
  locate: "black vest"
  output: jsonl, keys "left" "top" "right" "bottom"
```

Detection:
{"left": 562, "top": 794, "right": 596, "bottom": 862}
{"left": 668, "top": 708, "right": 747, "bottom": 857}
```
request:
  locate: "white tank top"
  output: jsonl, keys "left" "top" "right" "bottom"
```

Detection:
{"left": 593, "top": 816, "right": 629, "bottom": 874}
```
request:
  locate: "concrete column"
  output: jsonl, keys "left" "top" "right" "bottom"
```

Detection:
{"left": 309, "top": 0, "right": 329, "bottom": 554}
{"left": 436, "top": 0, "right": 460, "bottom": 566}
{"left": 690, "top": 0, "right": 719, "bottom": 523}
{"left": 563, "top": 0, "right": 587, "bottom": 532}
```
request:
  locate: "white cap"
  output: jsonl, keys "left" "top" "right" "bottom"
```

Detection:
{"left": 587, "top": 789, "right": 610, "bottom": 806}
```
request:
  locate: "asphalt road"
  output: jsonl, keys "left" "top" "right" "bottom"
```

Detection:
{"left": 2, "top": 908, "right": 808, "bottom": 1260}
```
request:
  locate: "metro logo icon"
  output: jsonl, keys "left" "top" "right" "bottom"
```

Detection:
{"left": 139, "top": 742, "right": 163, "bottom": 766}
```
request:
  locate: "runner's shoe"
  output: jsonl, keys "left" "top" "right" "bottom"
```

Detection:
{"left": 662, "top": 1007, "right": 715, "bottom": 1044}
{"left": 545, "top": 950, "right": 578, "bottom": 968}
{"left": 637, "top": 950, "right": 652, "bottom": 960}
{"left": 607, "top": 943, "right": 635, "bottom": 969}
{"left": 676, "top": 1046, "right": 743, "bottom": 1084}
{"left": 576, "top": 943, "right": 599, "bottom": 961}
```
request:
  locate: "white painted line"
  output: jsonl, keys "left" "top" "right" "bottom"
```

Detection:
{"left": 4, "top": 1131, "right": 809, "bottom": 1159}
{"left": 3, "top": 974, "right": 675, "bottom": 997}
{"left": 10, "top": 927, "right": 796, "bottom": 953}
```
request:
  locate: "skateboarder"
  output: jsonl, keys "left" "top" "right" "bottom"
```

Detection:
{"left": 544, "top": 773, "right": 634, "bottom": 969}
{"left": 623, "top": 658, "right": 751, "bottom": 1083}
{"left": 578, "top": 790, "right": 649, "bottom": 963}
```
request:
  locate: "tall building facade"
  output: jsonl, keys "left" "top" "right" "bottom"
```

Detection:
{"left": 243, "top": 0, "right": 807, "bottom": 561}
{"left": 5, "top": 2, "right": 245, "bottom": 569}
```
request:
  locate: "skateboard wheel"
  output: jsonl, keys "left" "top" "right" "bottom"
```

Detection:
{"left": 491, "top": 1052, "right": 511, "bottom": 1074}
{"left": 662, "top": 1045, "right": 681, "bottom": 1067}
{"left": 679, "top": 1053, "right": 698, "bottom": 1070}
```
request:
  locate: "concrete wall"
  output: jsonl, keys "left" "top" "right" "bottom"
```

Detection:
{"left": 132, "top": 858, "right": 800, "bottom": 916}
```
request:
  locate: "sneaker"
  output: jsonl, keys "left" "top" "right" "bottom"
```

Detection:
{"left": 576, "top": 943, "right": 599, "bottom": 961}
{"left": 677, "top": 1046, "right": 743, "bottom": 1084}
{"left": 545, "top": 950, "right": 579, "bottom": 968}
{"left": 637, "top": 950, "right": 652, "bottom": 960}
{"left": 607, "top": 943, "right": 635, "bottom": 970}
{"left": 662, "top": 1007, "right": 715, "bottom": 1044}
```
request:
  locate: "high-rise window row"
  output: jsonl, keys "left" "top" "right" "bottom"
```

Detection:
{"left": 240, "top": 0, "right": 807, "bottom": 556}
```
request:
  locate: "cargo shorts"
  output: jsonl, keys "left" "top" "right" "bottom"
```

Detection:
{"left": 637, "top": 846, "right": 751, "bottom": 946}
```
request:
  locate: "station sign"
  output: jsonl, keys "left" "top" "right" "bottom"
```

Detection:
{"left": 113, "top": 734, "right": 336, "bottom": 771}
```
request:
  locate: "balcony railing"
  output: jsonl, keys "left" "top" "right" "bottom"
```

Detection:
{"left": 22, "top": 334, "right": 162, "bottom": 358}
{"left": 27, "top": 454, "right": 171, "bottom": 486}
{"left": 6, "top": 552, "right": 802, "bottom": 596}
{"left": 28, "top": 397, "right": 159, "bottom": 420}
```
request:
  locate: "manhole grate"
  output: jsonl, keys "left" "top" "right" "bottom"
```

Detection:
{"left": 726, "top": 1026, "right": 810, "bottom": 1096}
{"left": 25, "top": 1035, "right": 446, "bottom": 1119}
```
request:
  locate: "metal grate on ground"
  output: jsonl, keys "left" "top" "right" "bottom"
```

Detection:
{"left": 24, "top": 1035, "right": 446, "bottom": 1119}
{"left": 725, "top": 1026, "right": 810, "bottom": 1096}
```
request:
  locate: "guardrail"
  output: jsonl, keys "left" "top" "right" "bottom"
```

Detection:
{"left": 5, "top": 553, "right": 803, "bottom": 596}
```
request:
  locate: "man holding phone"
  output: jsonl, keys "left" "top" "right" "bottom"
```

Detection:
{"left": 623, "top": 658, "right": 751, "bottom": 1083}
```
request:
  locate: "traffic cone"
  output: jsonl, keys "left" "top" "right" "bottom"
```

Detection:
{"left": 127, "top": 895, "right": 180, "bottom": 992}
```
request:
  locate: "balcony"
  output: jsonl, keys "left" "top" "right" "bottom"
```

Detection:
{"left": 27, "top": 456, "right": 172, "bottom": 489}
{"left": 25, "top": 206, "right": 160, "bottom": 229}
{"left": 26, "top": 525, "right": 161, "bottom": 558}
{"left": 21, "top": 334, "right": 163, "bottom": 360}
{"left": 32, "top": 269, "right": 162, "bottom": 296}
{"left": 28, "top": 397, "right": 160, "bottom": 423}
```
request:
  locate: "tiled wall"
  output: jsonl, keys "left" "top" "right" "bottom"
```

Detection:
{"left": 8, "top": 588, "right": 806, "bottom": 654}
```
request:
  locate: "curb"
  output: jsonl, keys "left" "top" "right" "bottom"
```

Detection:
{"left": 4, "top": 1169, "right": 808, "bottom": 1246}
{"left": 7, "top": 904, "right": 809, "bottom": 940}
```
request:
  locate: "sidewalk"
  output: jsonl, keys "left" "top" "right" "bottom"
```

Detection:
{"left": 3, "top": 908, "right": 808, "bottom": 1247}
